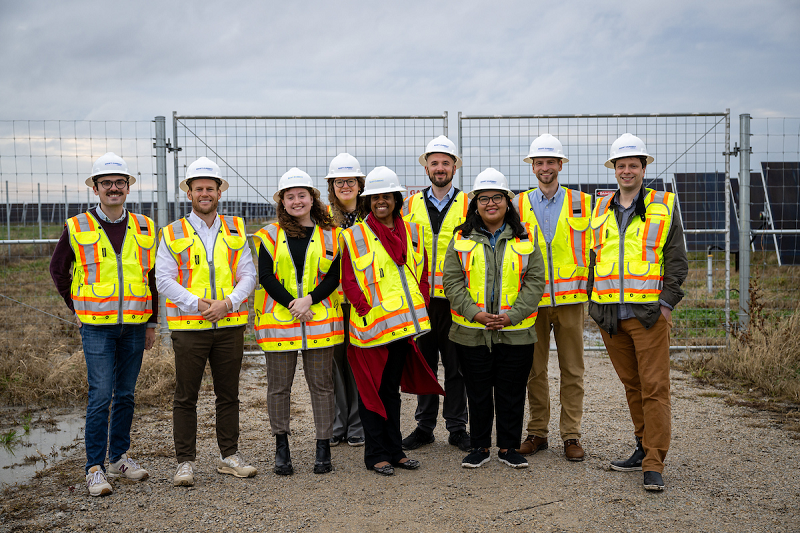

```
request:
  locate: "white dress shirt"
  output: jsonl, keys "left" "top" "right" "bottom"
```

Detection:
{"left": 155, "top": 210, "right": 257, "bottom": 314}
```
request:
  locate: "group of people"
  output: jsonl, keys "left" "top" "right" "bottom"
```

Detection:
{"left": 49, "top": 131, "right": 687, "bottom": 498}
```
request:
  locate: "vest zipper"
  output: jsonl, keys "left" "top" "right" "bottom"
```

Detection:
{"left": 297, "top": 226, "right": 316, "bottom": 352}
{"left": 618, "top": 215, "right": 626, "bottom": 305}
{"left": 546, "top": 241, "right": 555, "bottom": 306}
{"left": 423, "top": 190, "right": 457, "bottom": 299}
{"left": 93, "top": 212, "right": 126, "bottom": 325}
{"left": 191, "top": 219, "right": 219, "bottom": 330}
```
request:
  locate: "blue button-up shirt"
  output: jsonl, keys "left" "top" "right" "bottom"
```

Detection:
{"left": 530, "top": 187, "right": 564, "bottom": 244}
{"left": 426, "top": 186, "right": 455, "bottom": 212}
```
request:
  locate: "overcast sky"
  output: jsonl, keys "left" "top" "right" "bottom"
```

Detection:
{"left": 2, "top": 0, "right": 798, "bottom": 122}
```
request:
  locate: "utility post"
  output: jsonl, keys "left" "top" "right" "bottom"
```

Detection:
{"left": 738, "top": 114, "right": 751, "bottom": 330}
{"left": 154, "top": 116, "right": 170, "bottom": 335}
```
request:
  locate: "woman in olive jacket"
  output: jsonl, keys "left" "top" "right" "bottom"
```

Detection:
{"left": 442, "top": 168, "right": 545, "bottom": 470}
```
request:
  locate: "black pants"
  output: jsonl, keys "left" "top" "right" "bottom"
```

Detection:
{"left": 456, "top": 342, "right": 533, "bottom": 450}
{"left": 358, "top": 340, "right": 407, "bottom": 468}
{"left": 413, "top": 298, "right": 468, "bottom": 433}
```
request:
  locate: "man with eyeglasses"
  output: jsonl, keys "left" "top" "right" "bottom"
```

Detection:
{"left": 515, "top": 134, "right": 593, "bottom": 463}
{"left": 401, "top": 136, "right": 471, "bottom": 453}
{"left": 50, "top": 152, "right": 158, "bottom": 496}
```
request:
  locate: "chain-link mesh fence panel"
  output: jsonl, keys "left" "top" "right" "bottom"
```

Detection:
{"left": 458, "top": 113, "right": 731, "bottom": 349}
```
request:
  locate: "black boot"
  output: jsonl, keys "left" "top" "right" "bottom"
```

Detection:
{"left": 313, "top": 439, "right": 332, "bottom": 474}
{"left": 274, "top": 434, "right": 293, "bottom": 476}
{"left": 610, "top": 436, "right": 645, "bottom": 471}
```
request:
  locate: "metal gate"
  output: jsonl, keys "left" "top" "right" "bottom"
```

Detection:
{"left": 457, "top": 112, "right": 732, "bottom": 350}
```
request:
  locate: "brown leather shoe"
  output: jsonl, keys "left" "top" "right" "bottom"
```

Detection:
{"left": 564, "top": 439, "right": 585, "bottom": 462}
{"left": 516, "top": 435, "right": 548, "bottom": 456}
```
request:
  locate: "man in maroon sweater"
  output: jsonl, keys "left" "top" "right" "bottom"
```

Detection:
{"left": 49, "top": 152, "right": 158, "bottom": 497}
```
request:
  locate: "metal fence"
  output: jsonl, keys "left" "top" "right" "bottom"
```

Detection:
{"left": 458, "top": 112, "right": 732, "bottom": 349}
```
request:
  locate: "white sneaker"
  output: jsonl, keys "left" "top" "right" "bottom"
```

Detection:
{"left": 217, "top": 452, "right": 257, "bottom": 478}
{"left": 108, "top": 454, "right": 149, "bottom": 481}
{"left": 86, "top": 465, "right": 113, "bottom": 497}
{"left": 173, "top": 461, "right": 195, "bottom": 487}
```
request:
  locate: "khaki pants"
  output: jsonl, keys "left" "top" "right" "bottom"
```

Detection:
{"left": 525, "top": 303, "right": 585, "bottom": 441}
{"left": 601, "top": 314, "right": 671, "bottom": 473}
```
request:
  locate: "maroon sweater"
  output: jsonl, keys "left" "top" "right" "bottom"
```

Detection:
{"left": 49, "top": 208, "right": 159, "bottom": 324}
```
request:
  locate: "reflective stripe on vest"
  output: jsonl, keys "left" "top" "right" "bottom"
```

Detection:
{"left": 516, "top": 187, "right": 592, "bottom": 307}
{"left": 67, "top": 211, "right": 156, "bottom": 325}
{"left": 252, "top": 223, "right": 343, "bottom": 352}
{"left": 402, "top": 190, "right": 468, "bottom": 299}
{"left": 162, "top": 215, "right": 249, "bottom": 330}
{"left": 450, "top": 224, "right": 539, "bottom": 330}
{"left": 590, "top": 189, "right": 675, "bottom": 304}
{"left": 341, "top": 220, "right": 431, "bottom": 348}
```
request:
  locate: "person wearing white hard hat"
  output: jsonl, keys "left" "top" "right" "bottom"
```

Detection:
{"left": 252, "top": 168, "right": 342, "bottom": 476}
{"left": 324, "top": 153, "right": 366, "bottom": 448}
{"left": 49, "top": 152, "right": 157, "bottom": 496}
{"left": 442, "top": 168, "right": 545, "bottom": 469}
{"left": 401, "top": 135, "right": 471, "bottom": 453}
{"left": 589, "top": 134, "right": 687, "bottom": 492}
{"left": 156, "top": 156, "right": 258, "bottom": 487}
{"left": 514, "top": 134, "right": 592, "bottom": 462}
{"left": 339, "top": 166, "right": 444, "bottom": 476}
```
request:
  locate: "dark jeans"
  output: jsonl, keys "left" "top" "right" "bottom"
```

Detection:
{"left": 358, "top": 340, "right": 407, "bottom": 468}
{"left": 80, "top": 322, "right": 147, "bottom": 473}
{"left": 172, "top": 326, "right": 245, "bottom": 463}
{"left": 413, "top": 298, "right": 468, "bottom": 433}
{"left": 456, "top": 342, "right": 534, "bottom": 450}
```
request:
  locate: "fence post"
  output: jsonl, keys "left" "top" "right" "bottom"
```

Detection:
{"left": 6, "top": 181, "right": 10, "bottom": 241}
{"left": 155, "top": 116, "right": 170, "bottom": 335}
{"left": 738, "top": 114, "right": 751, "bottom": 329}
{"left": 173, "top": 112, "right": 181, "bottom": 221}
{"left": 724, "top": 109, "right": 731, "bottom": 340}
{"left": 38, "top": 183, "right": 42, "bottom": 239}
{"left": 64, "top": 185, "right": 68, "bottom": 221}
{"left": 457, "top": 111, "right": 463, "bottom": 192}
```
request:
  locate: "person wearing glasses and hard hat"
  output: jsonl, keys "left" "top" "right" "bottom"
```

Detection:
{"left": 324, "top": 153, "right": 366, "bottom": 448}
{"left": 339, "top": 166, "right": 444, "bottom": 476}
{"left": 49, "top": 152, "right": 158, "bottom": 496}
{"left": 401, "top": 135, "right": 471, "bottom": 453}
{"left": 514, "top": 134, "right": 593, "bottom": 462}
{"left": 589, "top": 134, "right": 687, "bottom": 492}
{"left": 442, "top": 168, "right": 545, "bottom": 469}
{"left": 253, "top": 168, "right": 342, "bottom": 476}
{"left": 156, "top": 157, "right": 258, "bottom": 487}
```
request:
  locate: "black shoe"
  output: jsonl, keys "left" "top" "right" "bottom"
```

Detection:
{"left": 329, "top": 435, "right": 344, "bottom": 447}
{"left": 497, "top": 449, "right": 529, "bottom": 469}
{"left": 313, "top": 439, "right": 332, "bottom": 474}
{"left": 610, "top": 437, "right": 644, "bottom": 472}
{"left": 347, "top": 436, "right": 365, "bottom": 447}
{"left": 643, "top": 471, "right": 665, "bottom": 491}
{"left": 448, "top": 430, "right": 472, "bottom": 452}
{"left": 371, "top": 464, "right": 394, "bottom": 476}
{"left": 393, "top": 458, "right": 420, "bottom": 470}
{"left": 401, "top": 428, "right": 435, "bottom": 450}
{"left": 274, "top": 434, "right": 294, "bottom": 476}
{"left": 462, "top": 448, "right": 491, "bottom": 468}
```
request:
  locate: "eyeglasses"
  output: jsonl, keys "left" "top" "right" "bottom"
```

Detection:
{"left": 97, "top": 178, "right": 129, "bottom": 190}
{"left": 476, "top": 194, "right": 505, "bottom": 206}
{"left": 333, "top": 178, "right": 357, "bottom": 188}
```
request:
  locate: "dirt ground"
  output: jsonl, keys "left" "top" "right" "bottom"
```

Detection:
{"left": 1, "top": 351, "right": 799, "bottom": 533}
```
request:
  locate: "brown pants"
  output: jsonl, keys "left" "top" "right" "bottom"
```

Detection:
{"left": 525, "top": 303, "right": 585, "bottom": 441}
{"left": 172, "top": 326, "right": 245, "bottom": 463}
{"left": 600, "top": 314, "right": 671, "bottom": 473}
{"left": 265, "top": 347, "right": 335, "bottom": 440}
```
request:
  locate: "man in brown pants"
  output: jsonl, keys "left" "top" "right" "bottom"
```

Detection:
{"left": 515, "top": 134, "right": 592, "bottom": 462}
{"left": 588, "top": 134, "right": 688, "bottom": 492}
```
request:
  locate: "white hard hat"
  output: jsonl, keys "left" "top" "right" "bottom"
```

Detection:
{"left": 523, "top": 134, "right": 569, "bottom": 164}
{"left": 361, "top": 166, "right": 407, "bottom": 196}
{"left": 325, "top": 153, "right": 366, "bottom": 179}
{"left": 418, "top": 135, "right": 463, "bottom": 169}
{"left": 274, "top": 167, "right": 319, "bottom": 202}
{"left": 605, "top": 133, "right": 654, "bottom": 169}
{"left": 180, "top": 157, "right": 229, "bottom": 192}
{"left": 468, "top": 168, "right": 516, "bottom": 199}
{"left": 86, "top": 152, "right": 136, "bottom": 187}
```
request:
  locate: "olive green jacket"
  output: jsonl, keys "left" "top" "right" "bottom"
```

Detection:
{"left": 442, "top": 224, "right": 545, "bottom": 348}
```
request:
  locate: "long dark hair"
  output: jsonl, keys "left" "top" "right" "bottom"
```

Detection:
{"left": 454, "top": 192, "right": 528, "bottom": 238}
{"left": 277, "top": 187, "right": 334, "bottom": 238}
{"left": 327, "top": 177, "right": 365, "bottom": 226}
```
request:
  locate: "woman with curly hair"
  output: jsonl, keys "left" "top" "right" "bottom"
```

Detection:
{"left": 253, "top": 168, "right": 342, "bottom": 476}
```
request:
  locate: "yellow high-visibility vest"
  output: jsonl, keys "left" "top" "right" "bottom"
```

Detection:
{"left": 516, "top": 187, "right": 592, "bottom": 307}
{"left": 161, "top": 215, "right": 249, "bottom": 331}
{"left": 402, "top": 189, "right": 468, "bottom": 298}
{"left": 590, "top": 189, "right": 676, "bottom": 304}
{"left": 252, "top": 223, "right": 343, "bottom": 352}
{"left": 449, "top": 225, "right": 539, "bottom": 330}
{"left": 67, "top": 211, "right": 156, "bottom": 325}
{"left": 340, "top": 220, "right": 431, "bottom": 348}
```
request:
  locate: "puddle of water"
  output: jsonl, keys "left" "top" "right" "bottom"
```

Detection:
{"left": 0, "top": 412, "right": 84, "bottom": 486}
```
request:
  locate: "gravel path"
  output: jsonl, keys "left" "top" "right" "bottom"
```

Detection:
{"left": 2, "top": 350, "right": 798, "bottom": 532}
